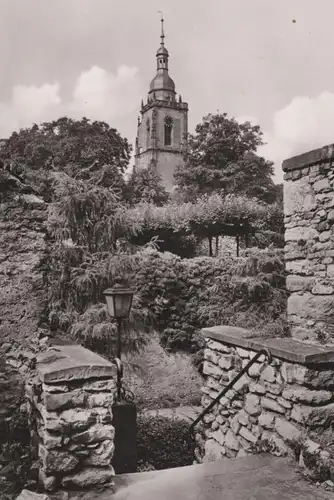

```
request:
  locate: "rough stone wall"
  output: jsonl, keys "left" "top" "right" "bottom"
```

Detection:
{"left": 26, "top": 344, "right": 117, "bottom": 492}
{"left": 195, "top": 337, "right": 334, "bottom": 470}
{"left": 283, "top": 144, "right": 334, "bottom": 342}
{"left": 0, "top": 193, "right": 49, "bottom": 448}
{"left": 0, "top": 352, "right": 25, "bottom": 438}
{"left": 0, "top": 194, "right": 48, "bottom": 344}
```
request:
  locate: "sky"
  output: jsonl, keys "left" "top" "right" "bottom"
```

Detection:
{"left": 1, "top": 1, "right": 334, "bottom": 182}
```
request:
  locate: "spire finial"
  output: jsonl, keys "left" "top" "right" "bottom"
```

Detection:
{"left": 158, "top": 11, "right": 165, "bottom": 45}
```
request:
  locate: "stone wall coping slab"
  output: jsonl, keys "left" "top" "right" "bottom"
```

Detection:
{"left": 36, "top": 344, "right": 117, "bottom": 383}
{"left": 282, "top": 143, "right": 334, "bottom": 172}
{"left": 202, "top": 325, "right": 334, "bottom": 365}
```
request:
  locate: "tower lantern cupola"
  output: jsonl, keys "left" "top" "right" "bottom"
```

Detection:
{"left": 149, "top": 17, "right": 176, "bottom": 101}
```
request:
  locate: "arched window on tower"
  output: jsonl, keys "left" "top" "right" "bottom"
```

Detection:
{"left": 164, "top": 115, "right": 173, "bottom": 146}
{"left": 146, "top": 118, "right": 150, "bottom": 149}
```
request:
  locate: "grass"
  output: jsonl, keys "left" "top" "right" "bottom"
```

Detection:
{"left": 124, "top": 334, "right": 203, "bottom": 410}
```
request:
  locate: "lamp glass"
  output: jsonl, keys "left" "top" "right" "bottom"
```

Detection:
{"left": 105, "top": 294, "right": 116, "bottom": 317}
{"left": 103, "top": 288, "right": 134, "bottom": 319}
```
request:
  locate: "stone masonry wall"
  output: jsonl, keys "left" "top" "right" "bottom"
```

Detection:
{"left": 195, "top": 327, "right": 334, "bottom": 474}
{"left": 0, "top": 193, "right": 48, "bottom": 344}
{"left": 0, "top": 193, "right": 49, "bottom": 448}
{"left": 283, "top": 144, "right": 334, "bottom": 342}
{"left": 26, "top": 343, "right": 117, "bottom": 492}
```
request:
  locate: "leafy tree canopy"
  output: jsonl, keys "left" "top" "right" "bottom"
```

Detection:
{"left": 174, "top": 113, "right": 278, "bottom": 203}
{"left": 125, "top": 167, "right": 169, "bottom": 207}
{"left": 0, "top": 117, "right": 131, "bottom": 199}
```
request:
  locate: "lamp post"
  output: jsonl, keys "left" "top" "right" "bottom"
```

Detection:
{"left": 103, "top": 285, "right": 134, "bottom": 400}
{"left": 103, "top": 285, "right": 137, "bottom": 474}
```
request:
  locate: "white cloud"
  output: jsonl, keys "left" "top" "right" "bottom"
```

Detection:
{"left": 71, "top": 65, "right": 141, "bottom": 122}
{"left": 238, "top": 92, "right": 334, "bottom": 183}
{"left": 236, "top": 116, "right": 259, "bottom": 125}
{"left": 0, "top": 65, "right": 141, "bottom": 137}
{"left": 260, "top": 91, "right": 334, "bottom": 182}
{"left": 0, "top": 83, "right": 62, "bottom": 136}
{"left": 273, "top": 92, "right": 334, "bottom": 148}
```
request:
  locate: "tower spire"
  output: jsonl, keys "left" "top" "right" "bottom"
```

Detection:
{"left": 160, "top": 16, "right": 165, "bottom": 45}
{"left": 158, "top": 11, "right": 165, "bottom": 46}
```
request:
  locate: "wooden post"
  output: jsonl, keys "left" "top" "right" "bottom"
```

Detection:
{"left": 208, "top": 236, "right": 213, "bottom": 257}
{"left": 215, "top": 235, "right": 219, "bottom": 256}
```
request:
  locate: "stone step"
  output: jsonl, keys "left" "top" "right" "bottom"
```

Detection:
{"left": 141, "top": 405, "right": 201, "bottom": 422}
{"left": 110, "top": 454, "right": 333, "bottom": 500}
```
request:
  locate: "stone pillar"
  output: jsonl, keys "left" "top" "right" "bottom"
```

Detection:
{"left": 283, "top": 144, "right": 334, "bottom": 342}
{"left": 26, "top": 343, "right": 117, "bottom": 492}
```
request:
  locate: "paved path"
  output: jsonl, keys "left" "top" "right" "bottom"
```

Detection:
{"left": 109, "top": 455, "right": 334, "bottom": 500}
{"left": 141, "top": 405, "right": 201, "bottom": 422}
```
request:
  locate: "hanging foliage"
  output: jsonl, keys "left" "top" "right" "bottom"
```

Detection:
{"left": 123, "top": 193, "right": 270, "bottom": 256}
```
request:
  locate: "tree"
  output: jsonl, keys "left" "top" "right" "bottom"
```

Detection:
{"left": 50, "top": 176, "right": 130, "bottom": 253}
{"left": 223, "top": 152, "right": 278, "bottom": 204}
{"left": 125, "top": 167, "right": 169, "bottom": 207}
{"left": 174, "top": 113, "right": 277, "bottom": 203}
{"left": 0, "top": 117, "right": 131, "bottom": 200}
{"left": 47, "top": 175, "right": 149, "bottom": 357}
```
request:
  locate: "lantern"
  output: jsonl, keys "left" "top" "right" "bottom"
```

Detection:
{"left": 103, "top": 286, "right": 134, "bottom": 319}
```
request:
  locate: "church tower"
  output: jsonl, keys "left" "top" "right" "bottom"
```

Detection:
{"left": 134, "top": 18, "right": 188, "bottom": 190}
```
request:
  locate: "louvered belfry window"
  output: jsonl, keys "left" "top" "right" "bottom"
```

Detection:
{"left": 164, "top": 115, "right": 173, "bottom": 146}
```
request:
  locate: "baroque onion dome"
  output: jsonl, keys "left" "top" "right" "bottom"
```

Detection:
{"left": 149, "top": 17, "right": 176, "bottom": 100}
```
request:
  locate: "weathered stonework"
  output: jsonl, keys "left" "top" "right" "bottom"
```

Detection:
{"left": 26, "top": 342, "right": 117, "bottom": 492}
{"left": 0, "top": 194, "right": 48, "bottom": 344}
{"left": 0, "top": 192, "right": 49, "bottom": 449}
{"left": 283, "top": 144, "right": 334, "bottom": 342}
{"left": 195, "top": 326, "right": 334, "bottom": 469}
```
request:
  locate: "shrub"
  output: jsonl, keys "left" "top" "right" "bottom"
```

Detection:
{"left": 132, "top": 247, "right": 287, "bottom": 350}
{"left": 125, "top": 336, "right": 202, "bottom": 410}
{"left": 132, "top": 249, "right": 235, "bottom": 350}
{"left": 198, "top": 247, "right": 288, "bottom": 339}
{"left": 137, "top": 414, "right": 195, "bottom": 470}
{"left": 48, "top": 245, "right": 288, "bottom": 357}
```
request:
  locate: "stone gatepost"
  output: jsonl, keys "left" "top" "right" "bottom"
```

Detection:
{"left": 283, "top": 144, "right": 334, "bottom": 342}
{"left": 195, "top": 326, "right": 334, "bottom": 465}
{"left": 26, "top": 342, "right": 117, "bottom": 492}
